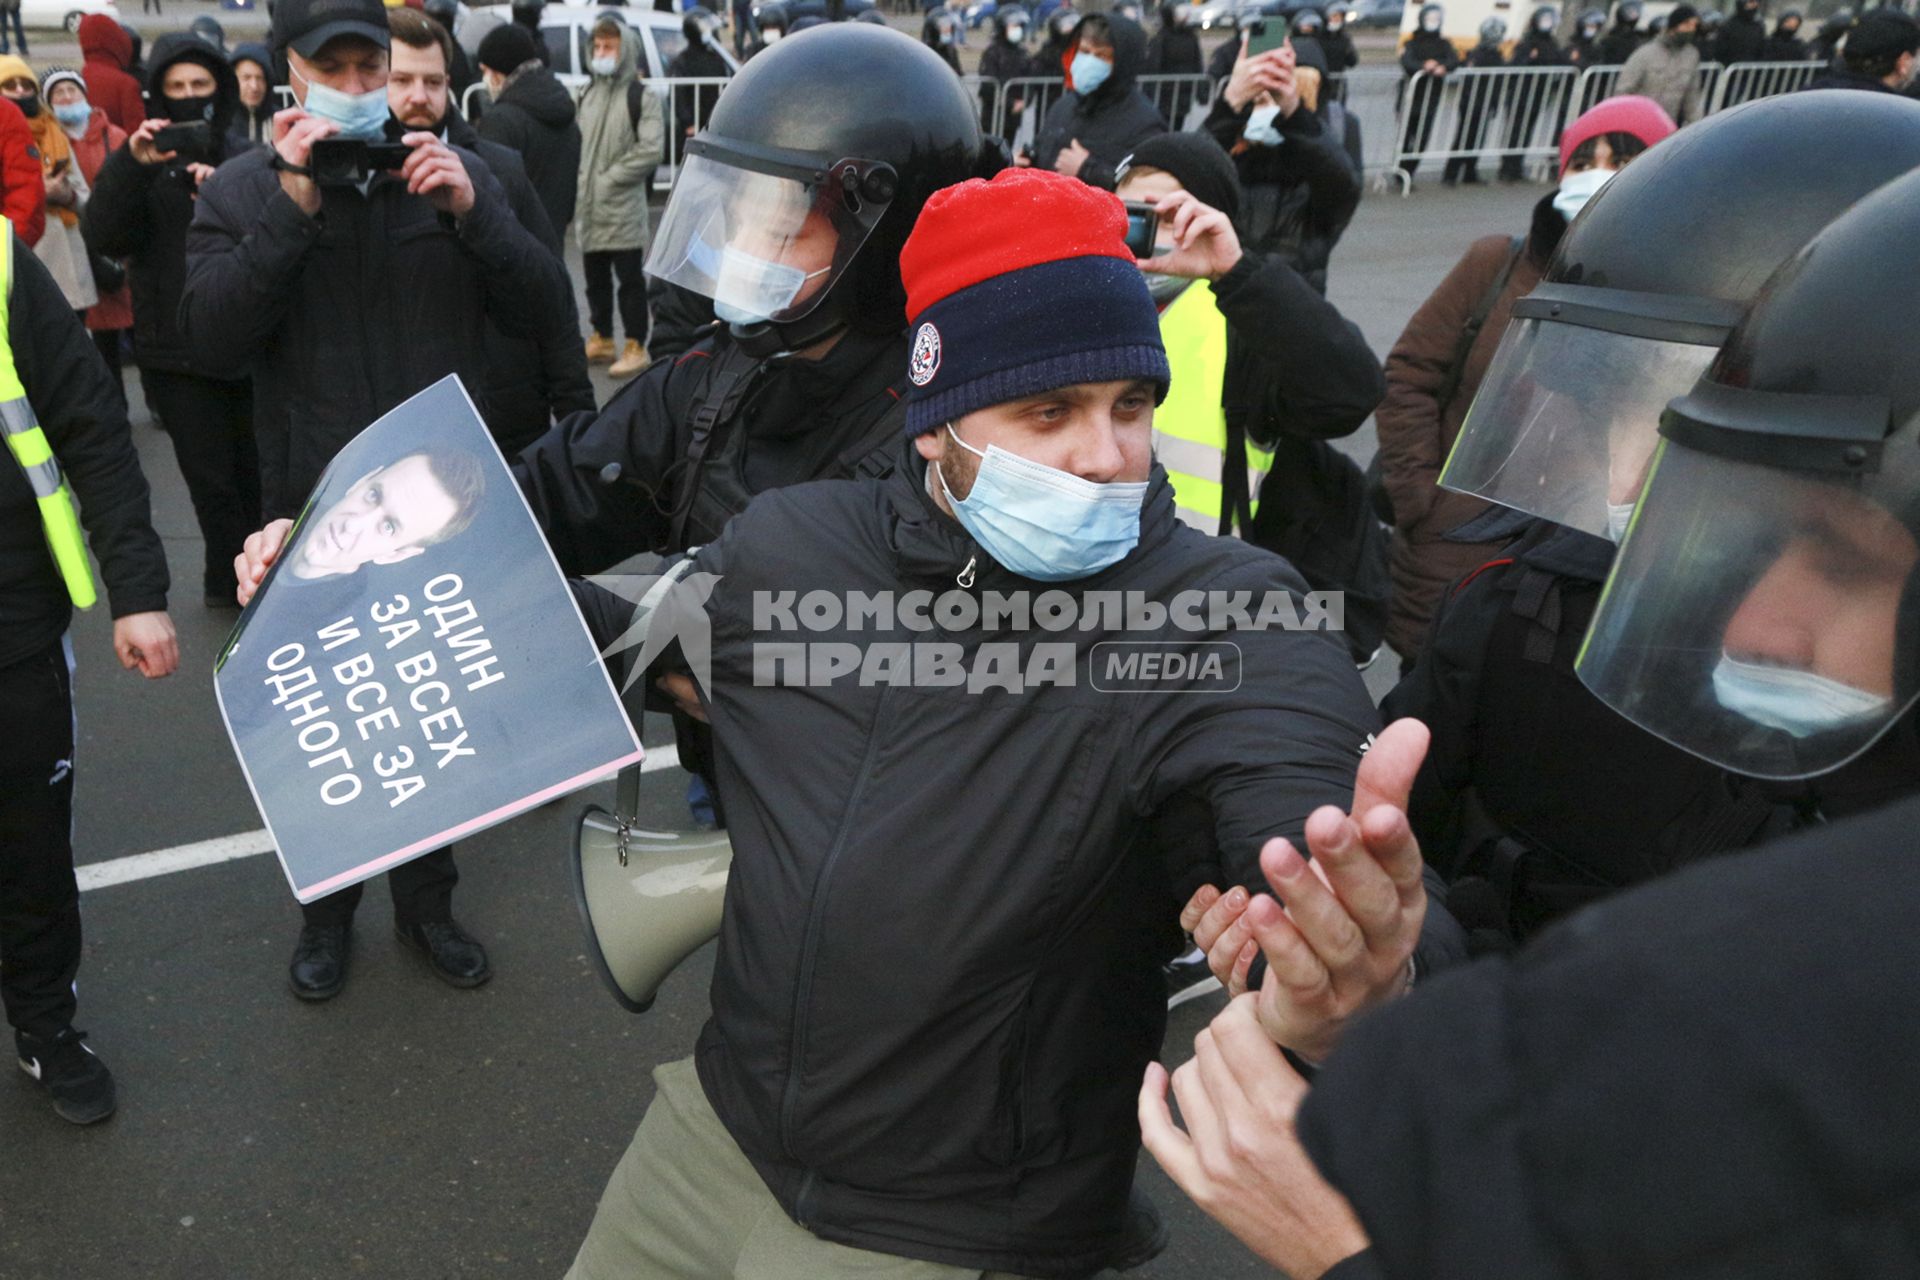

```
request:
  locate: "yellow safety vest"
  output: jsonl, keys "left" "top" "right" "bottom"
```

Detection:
{"left": 0, "top": 219, "right": 96, "bottom": 608}
{"left": 1152, "top": 279, "right": 1273, "bottom": 536}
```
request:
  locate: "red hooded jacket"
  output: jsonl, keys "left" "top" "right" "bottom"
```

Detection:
{"left": 79, "top": 15, "right": 146, "bottom": 135}
{"left": 0, "top": 96, "right": 44, "bottom": 248}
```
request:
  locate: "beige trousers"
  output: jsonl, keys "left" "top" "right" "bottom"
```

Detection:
{"left": 567, "top": 1056, "right": 1035, "bottom": 1280}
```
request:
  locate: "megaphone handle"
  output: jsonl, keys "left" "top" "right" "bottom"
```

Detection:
{"left": 616, "top": 762, "right": 642, "bottom": 826}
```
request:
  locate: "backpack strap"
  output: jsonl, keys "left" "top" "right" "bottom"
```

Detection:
{"left": 833, "top": 390, "right": 912, "bottom": 483}
{"left": 1435, "top": 234, "right": 1526, "bottom": 420}
{"left": 627, "top": 80, "right": 648, "bottom": 131}
{"left": 668, "top": 342, "right": 765, "bottom": 550}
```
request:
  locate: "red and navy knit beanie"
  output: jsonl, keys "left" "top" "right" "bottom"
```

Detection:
{"left": 898, "top": 169, "right": 1170, "bottom": 437}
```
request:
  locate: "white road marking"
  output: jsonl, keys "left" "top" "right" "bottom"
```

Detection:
{"left": 77, "top": 744, "right": 682, "bottom": 893}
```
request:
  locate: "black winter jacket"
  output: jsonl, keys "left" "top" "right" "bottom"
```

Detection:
{"left": 1510, "top": 29, "right": 1565, "bottom": 65}
{"left": 476, "top": 63, "right": 582, "bottom": 235}
{"left": 676, "top": 443, "right": 1379, "bottom": 1276}
{"left": 182, "top": 143, "right": 570, "bottom": 517}
{"left": 1302, "top": 791, "right": 1920, "bottom": 1280}
{"left": 1030, "top": 15, "right": 1168, "bottom": 190}
{"left": 1712, "top": 11, "right": 1768, "bottom": 62}
{"left": 512, "top": 324, "right": 908, "bottom": 573}
{"left": 1766, "top": 25, "right": 1809, "bottom": 59}
{"left": 979, "top": 37, "right": 1036, "bottom": 136}
{"left": 1204, "top": 97, "right": 1360, "bottom": 294}
{"left": 1384, "top": 511, "right": 1920, "bottom": 951}
{"left": 1145, "top": 23, "right": 1202, "bottom": 74}
{"left": 1321, "top": 26, "right": 1360, "bottom": 70}
{"left": 1401, "top": 29, "right": 1463, "bottom": 76}
{"left": 1196, "top": 251, "right": 1388, "bottom": 656}
{"left": 0, "top": 234, "right": 167, "bottom": 665}
{"left": 446, "top": 108, "right": 595, "bottom": 455}
{"left": 1596, "top": 21, "right": 1644, "bottom": 64}
{"left": 86, "top": 145, "right": 246, "bottom": 377}
{"left": 85, "top": 32, "right": 249, "bottom": 377}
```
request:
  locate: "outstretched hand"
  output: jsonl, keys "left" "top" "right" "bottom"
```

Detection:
{"left": 1177, "top": 719, "right": 1431, "bottom": 1060}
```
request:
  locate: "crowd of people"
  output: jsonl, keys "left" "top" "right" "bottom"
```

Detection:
{"left": 5, "top": 0, "right": 1920, "bottom": 1276}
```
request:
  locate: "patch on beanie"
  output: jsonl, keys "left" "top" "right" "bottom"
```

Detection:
{"left": 909, "top": 322, "right": 943, "bottom": 387}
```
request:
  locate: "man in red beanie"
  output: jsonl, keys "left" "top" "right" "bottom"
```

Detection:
{"left": 562, "top": 167, "right": 1464, "bottom": 1279}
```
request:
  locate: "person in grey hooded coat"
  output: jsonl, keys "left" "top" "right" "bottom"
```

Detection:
{"left": 575, "top": 16, "right": 666, "bottom": 377}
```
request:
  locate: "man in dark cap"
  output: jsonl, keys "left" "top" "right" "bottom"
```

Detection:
{"left": 475, "top": 21, "right": 580, "bottom": 239}
{"left": 182, "top": 0, "right": 572, "bottom": 1002}
{"left": 1808, "top": 7, "right": 1920, "bottom": 90}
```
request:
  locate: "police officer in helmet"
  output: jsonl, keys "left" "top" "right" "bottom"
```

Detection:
{"left": 509, "top": 24, "right": 994, "bottom": 808}
{"left": 1380, "top": 93, "right": 1920, "bottom": 952}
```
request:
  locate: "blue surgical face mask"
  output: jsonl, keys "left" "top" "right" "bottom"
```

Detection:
{"left": 1070, "top": 51, "right": 1112, "bottom": 94}
{"left": 292, "top": 64, "right": 392, "bottom": 141}
{"left": 52, "top": 102, "right": 91, "bottom": 132}
{"left": 1711, "top": 652, "right": 1892, "bottom": 739}
{"left": 936, "top": 423, "right": 1148, "bottom": 581}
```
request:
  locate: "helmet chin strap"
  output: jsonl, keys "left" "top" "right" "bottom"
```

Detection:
{"left": 727, "top": 289, "right": 854, "bottom": 358}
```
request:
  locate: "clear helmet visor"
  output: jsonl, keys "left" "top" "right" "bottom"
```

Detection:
{"left": 645, "top": 143, "right": 897, "bottom": 326}
{"left": 1440, "top": 316, "right": 1721, "bottom": 539}
{"left": 1576, "top": 437, "right": 1920, "bottom": 780}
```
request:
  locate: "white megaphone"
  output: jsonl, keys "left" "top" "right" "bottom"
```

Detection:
{"left": 572, "top": 762, "right": 732, "bottom": 1012}
{"left": 570, "top": 556, "right": 731, "bottom": 1012}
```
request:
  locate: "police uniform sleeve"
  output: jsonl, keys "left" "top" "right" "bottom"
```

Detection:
{"left": 13, "top": 233, "right": 168, "bottom": 618}
{"left": 511, "top": 349, "right": 699, "bottom": 575}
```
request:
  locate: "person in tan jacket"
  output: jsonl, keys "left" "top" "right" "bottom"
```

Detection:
{"left": 1375, "top": 96, "right": 1673, "bottom": 667}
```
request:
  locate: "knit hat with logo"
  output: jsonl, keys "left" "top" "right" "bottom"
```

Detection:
{"left": 897, "top": 168, "right": 1169, "bottom": 436}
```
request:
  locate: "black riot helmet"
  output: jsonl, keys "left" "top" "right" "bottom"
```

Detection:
{"left": 757, "top": 0, "right": 791, "bottom": 35}
{"left": 1291, "top": 7, "right": 1326, "bottom": 37}
{"left": 423, "top": 0, "right": 458, "bottom": 29}
{"left": 995, "top": 4, "right": 1031, "bottom": 39}
{"left": 1819, "top": 6, "right": 1852, "bottom": 39}
{"left": 1532, "top": 4, "right": 1559, "bottom": 31}
{"left": 1578, "top": 5, "right": 1605, "bottom": 33}
{"left": 1440, "top": 92, "right": 1920, "bottom": 542}
{"left": 1615, "top": 0, "right": 1641, "bottom": 24}
{"left": 1578, "top": 168, "right": 1920, "bottom": 782}
{"left": 645, "top": 23, "right": 992, "bottom": 356}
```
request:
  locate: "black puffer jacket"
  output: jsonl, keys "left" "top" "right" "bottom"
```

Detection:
{"left": 446, "top": 107, "right": 594, "bottom": 455}
{"left": 512, "top": 324, "right": 908, "bottom": 573}
{"left": 1302, "top": 791, "right": 1920, "bottom": 1280}
{"left": 475, "top": 61, "right": 581, "bottom": 235}
{"left": 182, "top": 141, "right": 571, "bottom": 516}
{"left": 1204, "top": 94, "right": 1360, "bottom": 295}
{"left": 676, "top": 442, "right": 1379, "bottom": 1276}
{"left": 0, "top": 234, "right": 167, "bottom": 665}
{"left": 84, "top": 33, "right": 247, "bottom": 377}
{"left": 1030, "top": 14, "right": 1167, "bottom": 189}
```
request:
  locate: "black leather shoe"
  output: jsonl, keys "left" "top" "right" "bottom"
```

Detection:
{"left": 396, "top": 920, "right": 492, "bottom": 989}
{"left": 289, "top": 924, "right": 350, "bottom": 1001}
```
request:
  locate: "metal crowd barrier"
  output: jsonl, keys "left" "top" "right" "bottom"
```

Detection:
{"left": 1707, "top": 59, "right": 1825, "bottom": 111}
{"left": 970, "top": 73, "right": 1216, "bottom": 152}
{"left": 1392, "top": 65, "right": 1582, "bottom": 187}
{"left": 1329, "top": 68, "right": 1420, "bottom": 191}
{"left": 1569, "top": 60, "right": 1724, "bottom": 118}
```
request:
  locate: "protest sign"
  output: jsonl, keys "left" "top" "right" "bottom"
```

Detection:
{"left": 215, "top": 376, "right": 643, "bottom": 903}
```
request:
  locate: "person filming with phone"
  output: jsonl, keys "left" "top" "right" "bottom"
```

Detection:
{"left": 182, "top": 0, "right": 569, "bottom": 1002}
{"left": 86, "top": 33, "right": 260, "bottom": 612}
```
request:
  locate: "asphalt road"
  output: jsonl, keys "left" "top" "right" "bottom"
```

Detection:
{"left": 0, "top": 176, "right": 1544, "bottom": 1278}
